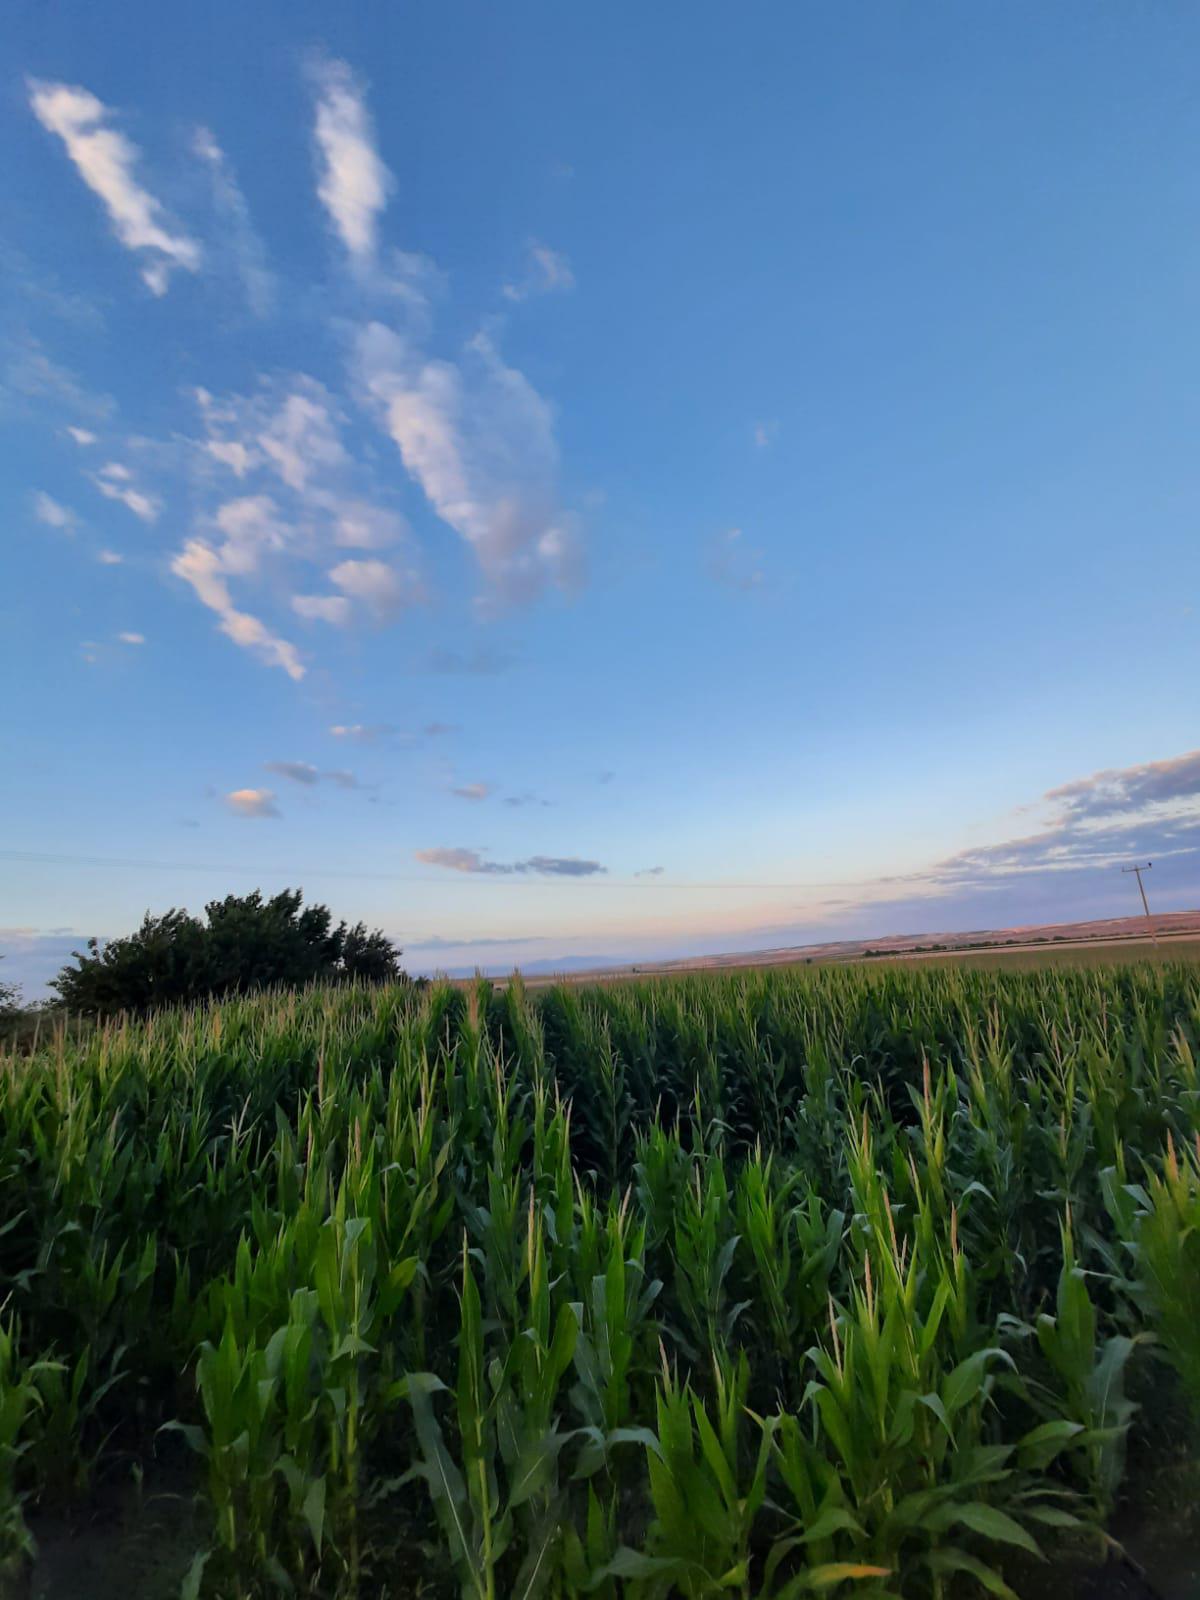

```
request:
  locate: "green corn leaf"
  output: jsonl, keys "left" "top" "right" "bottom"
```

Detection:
{"left": 511, "top": 1512, "right": 562, "bottom": 1600}
{"left": 1023, "top": 1505, "right": 1080, "bottom": 1529}
{"left": 1016, "top": 1417, "right": 1085, "bottom": 1471}
{"left": 508, "top": 1431, "right": 565, "bottom": 1508}
{"left": 596, "top": 1547, "right": 680, "bottom": 1580}
{"left": 180, "top": 1549, "right": 210, "bottom": 1600}
{"left": 934, "top": 1502, "right": 1041, "bottom": 1556}
{"left": 301, "top": 1474, "right": 326, "bottom": 1554}
{"left": 791, "top": 1506, "right": 867, "bottom": 1545}
{"left": 405, "top": 1372, "right": 475, "bottom": 1568}
{"left": 926, "top": 1546, "right": 1018, "bottom": 1600}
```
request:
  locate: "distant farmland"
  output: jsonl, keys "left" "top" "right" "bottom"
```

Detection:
{"left": 508, "top": 908, "right": 1200, "bottom": 987}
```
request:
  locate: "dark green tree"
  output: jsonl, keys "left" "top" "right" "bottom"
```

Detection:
{"left": 0, "top": 957, "right": 20, "bottom": 1017}
{"left": 51, "top": 890, "right": 405, "bottom": 1016}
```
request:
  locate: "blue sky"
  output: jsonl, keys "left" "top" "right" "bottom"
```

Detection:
{"left": 5, "top": 1, "right": 1200, "bottom": 993}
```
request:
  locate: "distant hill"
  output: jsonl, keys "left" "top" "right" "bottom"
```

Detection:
{"left": 466, "top": 909, "right": 1200, "bottom": 986}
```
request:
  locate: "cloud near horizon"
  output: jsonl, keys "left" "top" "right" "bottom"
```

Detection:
{"left": 225, "top": 787, "right": 280, "bottom": 818}
{"left": 796, "top": 747, "right": 1200, "bottom": 933}
{"left": 415, "top": 847, "right": 607, "bottom": 877}
{"left": 7, "top": 748, "right": 1200, "bottom": 1000}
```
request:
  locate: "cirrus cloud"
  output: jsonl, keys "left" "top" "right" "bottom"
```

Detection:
{"left": 28, "top": 78, "right": 201, "bottom": 295}
{"left": 356, "top": 321, "right": 583, "bottom": 607}
{"left": 502, "top": 241, "right": 575, "bottom": 303}
{"left": 33, "top": 491, "right": 76, "bottom": 530}
{"left": 92, "top": 461, "right": 160, "bottom": 522}
{"left": 172, "top": 540, "right": 305, "bottom": 680}
{"left": 330, "top": 557, "right": 424, "bottom": 620}
{"left": 192, "top": 126, "right": 274, "bottom": 315}
{"left": 310, "top": 58, "right": 392, "bottom": 261}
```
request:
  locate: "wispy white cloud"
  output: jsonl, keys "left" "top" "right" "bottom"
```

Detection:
{"left": 32, "top": 491, "right": 76, "bottom": 530}
{"left": 66, "top": 426, "right": 97, "bottom": 446}
{"left": 329, "top": 722, "right": 396, "bottom": 741}
{"left": 292, "top": 593, "right": 352, "bottom": 625}
{"left": 92, "top": 461, "right": 160, "bottom": 522}
{"left": 28, "top": 79, "right": 201, "bottom": 295}
{"left": 192, "top": 126, "right": 274, "bottom": 315}
{"left": 330, "top": 557, "right": 423, "bottom": 620}
{"left": 180, "top": 378, "right": 423, "bottom": 670}
{"left": 259, "top": 388, "right": 348, "bottom": 490}
{"left": 96, "top": 549, "right": 123, "bottom": 565}
{"left": 451, "top": 782, "right": 492, "bottom": 802}
{"left": 117, "top": 631, "right": 144, "bottom": 645}
{"left": 357, "top": 322, "right": 582, "bottom": 606}
{"left": 205, "top": 437, "right": 258, "bottom": 477}
{"left": 502, "top": 241, "right": 575, "bottom": 302}
{"left": 310, "top": 58, "right": 392, "bottom": 260}
{"left": 225, "top": 787, "right": 280, "bottom": 818}
{"left": 330, "top": 500, "right": 407, "bottom": 549}
{"left": 753, "top": 419, "right": 778, "bottom": 449}
{"left": 211, "top": 494, "right": 294, "bottom": 569}
{"left": 195, "top": 383, "right": 406, "bottom": 552}
{"left": 172, "top": 539, "right": 304, "bottom": 680}
{"left": 195, "top": 378, "right": 348, "bottom": 493}
{"left": 3, "top": 337, "right": 115, "bottom": 422}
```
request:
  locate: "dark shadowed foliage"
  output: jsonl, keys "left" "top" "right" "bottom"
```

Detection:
{"left": 50, "top": 889, "right": 404, "bottom": 1015}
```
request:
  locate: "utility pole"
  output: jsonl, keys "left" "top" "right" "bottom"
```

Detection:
{"left": 1121, "top": 862, "right": 1157, "bottom": 946}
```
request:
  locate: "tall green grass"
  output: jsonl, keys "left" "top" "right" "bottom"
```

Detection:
{"left": 1, "top": 962, "right": 1198, "bottom": 1595}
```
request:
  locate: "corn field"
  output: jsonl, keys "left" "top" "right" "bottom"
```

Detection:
{"left": 2, "top": 962, "right": 1199, "bottom": 1598}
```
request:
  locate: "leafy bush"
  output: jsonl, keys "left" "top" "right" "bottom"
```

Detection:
{"left": 50, "top": 888, "right": 404, "bottom": 1016}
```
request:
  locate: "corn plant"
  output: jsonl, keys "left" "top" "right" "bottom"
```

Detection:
{"left": 735, "top": 1151, "right": 844, "bottom": 1401}
{"left": 5, "top": 958, "right": 1200, "bottom": 1594}
{"left": 1018, "top": 1219, "right": 1141, "bottom": 1517}
{"left": 610, "top": 1349, "right": 774, "bottom": 1598}
{"left": 1108, "top": 1133, "right": 1200, "bottom": 1422}
{"left": 0, "top": 1317, "right": 51, "bottom": 1575}
{"left": 404, "top": 1227, "right": 578, "bottom": 1600}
